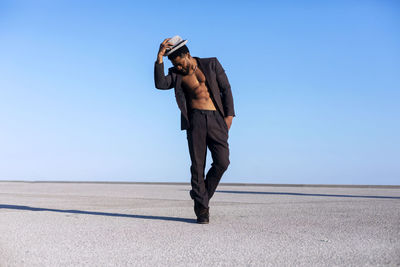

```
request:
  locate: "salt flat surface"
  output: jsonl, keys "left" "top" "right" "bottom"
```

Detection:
{"left": 0, "top": 182, "right": 399, "bottom": 266}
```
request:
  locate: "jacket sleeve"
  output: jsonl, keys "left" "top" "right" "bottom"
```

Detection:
{"left": 154, "top": 61, "right": 174, "bottom": 90}
{"left": 215, "top": 58, "right": 235, "bottom": 117}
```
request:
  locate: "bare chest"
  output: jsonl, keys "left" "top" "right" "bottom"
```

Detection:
{"left": 181, "top": 68, "right": 206, "bottom": 91}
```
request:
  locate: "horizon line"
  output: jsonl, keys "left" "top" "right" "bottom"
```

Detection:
{"left": 0, "top": 180, "right": 399, "bottom": 189}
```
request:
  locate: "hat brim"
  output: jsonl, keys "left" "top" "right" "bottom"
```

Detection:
{"left": 164, "top": 40, "right": 188, "bottom": 57}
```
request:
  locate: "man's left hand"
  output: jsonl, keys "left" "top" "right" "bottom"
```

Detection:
{"left": 224, "top": 116, "right": 233, "bottom": 130}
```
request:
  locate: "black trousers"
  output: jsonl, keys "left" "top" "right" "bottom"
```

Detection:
{"left": 186, "top": 109, "right": 230, "bottom": 209}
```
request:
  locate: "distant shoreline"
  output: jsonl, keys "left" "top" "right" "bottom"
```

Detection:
{"left": 1, "top": 180, "right": 399, "bottom": 189}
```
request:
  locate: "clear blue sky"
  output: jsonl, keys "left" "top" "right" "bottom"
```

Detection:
{"left": 1, "top": 0, "right": 399, "bottom": 184}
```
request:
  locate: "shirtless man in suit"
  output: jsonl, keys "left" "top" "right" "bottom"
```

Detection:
{"left": 155, "top": 37, "right": 235, "bottom": 223}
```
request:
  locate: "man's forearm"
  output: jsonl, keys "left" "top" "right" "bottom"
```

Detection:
{"left": 156, "top": 55, "right": 163, "bottom": 64}
{"left": 154, "top": 61, "right": 173, "bottom": 89}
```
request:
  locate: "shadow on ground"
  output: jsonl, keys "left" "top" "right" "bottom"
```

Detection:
{"left": 0, "top": 204, "right": 196, "bottom": 224}
{"left": 215, "top": 191, "right": 400, "bottom": 199}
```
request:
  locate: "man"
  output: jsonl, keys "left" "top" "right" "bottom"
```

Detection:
{"left": 154, "top": 36, "right": 235, "bottom": 224}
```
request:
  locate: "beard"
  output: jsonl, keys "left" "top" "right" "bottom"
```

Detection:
{"left": 175, "top": 57, "right": 193, "bottom": 75}
{"left": 181, "top": 57, "right": 195, "bottom": 75}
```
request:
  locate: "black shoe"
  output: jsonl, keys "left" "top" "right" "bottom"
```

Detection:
{"left": 196, "top": 207, "right": 209, "bottom": 224}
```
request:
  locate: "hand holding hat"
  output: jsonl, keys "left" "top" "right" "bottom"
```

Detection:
{"left": 157, "top": 35, "right": 188, "bottom": 63}
{"left": 158, "top": 35, "right": 187, "bottom": 57}
{"left": 158, "top": 38, "right": 172, "bottom": 59}
{"left": 164, "top": 35, "right": 188, "bottom": 56}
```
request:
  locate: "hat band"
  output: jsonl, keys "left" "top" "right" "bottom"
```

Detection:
{"left": 167, "top": 40, "right": 186, "bottom": 53}
{"left": 173, "top": 39, "right": 186, "bottom": 48}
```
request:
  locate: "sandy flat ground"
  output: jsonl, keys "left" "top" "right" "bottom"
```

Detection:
{"left": 0, "top": 182, "right": 399, "bottom": 266}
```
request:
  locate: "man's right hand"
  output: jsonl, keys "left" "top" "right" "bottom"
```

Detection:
{"left": 157, "top": 38, "right": 173, "bottom": 64}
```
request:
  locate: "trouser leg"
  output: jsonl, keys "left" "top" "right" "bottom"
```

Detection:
{"left": 186, "top": 111, "right": 209, "bottom": 209}
{"left": 204, "top": 111, "right": 230, "bottom": 200}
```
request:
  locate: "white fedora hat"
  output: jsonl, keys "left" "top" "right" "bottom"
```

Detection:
{"left": 164, "top": 35, "right": 188, "bottom": 57}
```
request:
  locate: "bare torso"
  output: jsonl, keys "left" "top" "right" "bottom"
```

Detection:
{"left": 181, "top": 67, "right": 216, "bottom": 110}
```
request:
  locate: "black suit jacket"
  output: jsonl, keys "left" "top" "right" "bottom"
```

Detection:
{"left": 154, "top": 57, "right": 235, "bottom": 130}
